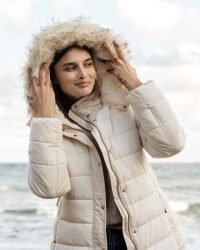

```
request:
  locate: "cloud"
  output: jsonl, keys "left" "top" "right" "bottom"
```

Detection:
{"left": 0, "top": 0, "right": 199, "bottom": 162}
{"left": 164, "top": 0, "right": 200, "bottom": 7}
{"left": 50, "top": 0, "right": 84, "bottom": 20}
{"left": 55, "top": 0, "right": 83, "bottom": 9}
{"left": 0, "top": 0, "right": 36, "bottom": 31}
{"left": 116, "top": 0, "right": 200, "bottom": 50}
{"left": 132, "top": 44, "right": 200, "bottom": 66}
{"left": 115, "top": 1, "right": 200, "bottom": 95}
{"left": 117, "top": 0, "right": 183, "bottom": 33}
{"left": 178, "top": 44, "right": 200, "bottom": 64}
{"left": 137, "top": 64, "right": 200, "bottom": 92}
{"left": 0, "top": 74, "right": 29, "bottom": 162}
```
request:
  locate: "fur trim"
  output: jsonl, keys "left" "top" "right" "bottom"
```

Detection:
{"left": 23, "top": 16, "right": 131, "bottom": 115}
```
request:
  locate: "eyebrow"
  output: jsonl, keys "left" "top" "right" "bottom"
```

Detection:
{"left": 62, "top": 57, "right": 92, "bottom": 68}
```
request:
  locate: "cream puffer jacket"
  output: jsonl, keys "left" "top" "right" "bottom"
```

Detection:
{"left": 25, "top": 18, "right": 186, "bottom": 250}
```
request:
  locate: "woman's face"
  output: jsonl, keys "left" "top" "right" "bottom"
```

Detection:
{"left": 54, "top": 47, "right": 97, "bottom": 100}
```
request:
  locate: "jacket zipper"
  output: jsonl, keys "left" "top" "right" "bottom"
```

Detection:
{"left": 66, "top": 112, "right": 108, "bottom": 249}
{"left": 69, "top": 110, "right": 136, "bottom": 249}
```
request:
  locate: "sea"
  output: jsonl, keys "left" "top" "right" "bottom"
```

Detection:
{"left": 0, "top": 162, "right": 199, "bottom": 250}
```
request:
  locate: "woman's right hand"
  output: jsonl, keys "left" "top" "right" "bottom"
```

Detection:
{"left": 27, "top": 63, "right": 56, "bottom": 118}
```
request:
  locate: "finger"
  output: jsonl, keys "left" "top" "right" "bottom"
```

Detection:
{"left": 98, "top": 59, "right": 113, "bottom": 65}
{"left": 106, "top": 68, "right": 115, "bottom": 74}
{"left": 29, "top": 102, "right": 36, "bottom": 111}
{"left": 27, "top": 96, "right": 36, "bottom": 110}
{"left": 45, "top": 66, "right": 51, "bottom": 88}
{"left": 27, "top": 95, "right": 33, "bottom": 103}
{"left": 28, "top": 67, "right": 34, "bottom": 89}
{"left": 102, "top": 42, "right": 118, "bottom": 62}
{"left": 113, "top": 40, "right": 124, "bottom": 60}
{"left": 32, "top": 76, "right": 39, "bottom": 94}
{"left": 105, "top": 60, "right": 114, "bottom": 67}
{"left": 104, "top": 60, "right": 116, "bottom": 73}
{"left": 100, "top": 59, "right": 116, "bottom": 74}
{"left": 39, "top": 62, "right": 47, "bottom": 86}
{"left": 28, "top": 67, "right": 32, "bottom": 81}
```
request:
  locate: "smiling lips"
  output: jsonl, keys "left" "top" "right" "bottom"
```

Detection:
{"left": 75, "top": 81, "right": 90, "bottom": 87}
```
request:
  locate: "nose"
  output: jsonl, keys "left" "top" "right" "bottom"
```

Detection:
{"left": 78, "top": 67, "right": 87, "bottom": 79}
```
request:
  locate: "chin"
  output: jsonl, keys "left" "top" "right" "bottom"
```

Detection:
{"left": 77, "top": 86, "right": 94, "bottom": 98}
{"left": 79, "top": 91, "right": 93, "bottom": 98}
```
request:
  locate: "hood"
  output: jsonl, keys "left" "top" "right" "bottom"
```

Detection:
{"left": 23, "top": 17, "right": 132, "bottom": 116}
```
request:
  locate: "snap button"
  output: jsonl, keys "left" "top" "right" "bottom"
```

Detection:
{"left": 123, "top": 105, "right": 127, "bottom": 109}
{"left": 73, "top": 134, "right": 77, "bottom": 137}
{"left": 101, "top": 204, "right": 105, "bottom": 209}
{"left": 164, "top": 208, "right": 167, "bottom": 213}
{"left": 122, "top": 188, "right": 126, "bottom": 192}
{"left": 53, "top": 240, "right": 56, "bottom": 243}
{"left": 133, "top": 229, "right": 136, "bottom": 233}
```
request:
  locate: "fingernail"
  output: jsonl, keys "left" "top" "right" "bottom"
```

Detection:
{"left": 41, "top": 62, "right": 47, "bottom": 68}
{"left": 106, "top": 69, "right": 113, "bottom": 73}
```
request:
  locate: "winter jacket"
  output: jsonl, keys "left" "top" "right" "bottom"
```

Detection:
{"left": 24, "top": 17, "right": 186, "bottom": 250}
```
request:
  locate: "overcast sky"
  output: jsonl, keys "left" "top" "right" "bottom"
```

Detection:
{"left": 0, "top": 0, "right": 199, "bottom": 163}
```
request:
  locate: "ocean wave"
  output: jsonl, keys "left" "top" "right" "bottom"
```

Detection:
{"left": 1, "top": 206, "right": 56, "bottom": 218}
{"left": 4, "top": 208, "right": 37, "bottom": 215}
{"left": 0, "top": 185, "right": 29, "bottom": 192}
{"left": 37, "top": 205, "right": 56, "bottom": 218}
{"left": 0, "top": 186, "right": 9, "bottom": 191}
{"left": 171, "top": 200, "right": 200, "bottom": 219}
{"left": 185, "top": 203, "right": 200, "bottom": 217}
{"left": 170, "top": 200, "right": 189, "bottom": 213}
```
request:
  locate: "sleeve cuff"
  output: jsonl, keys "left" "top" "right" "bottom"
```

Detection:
{"left": 126, "top": 80, "right": 165, "bottom": 112}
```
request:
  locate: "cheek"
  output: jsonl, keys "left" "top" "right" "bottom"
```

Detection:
{"left": 90, "top": 68, "right": 97, "bottom": 79}
{"left": 58, "top": 72, "right": 75, "bottom": 85}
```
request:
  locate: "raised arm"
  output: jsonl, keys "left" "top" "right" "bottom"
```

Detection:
{"left": 101, "top": 40, "right": 185, "bottom": 158}
{"left": 126, "top": 81, "right": 185, "bottom": 158}
{"left": 28, "top": 118, "right": 71, "bottom": 198}
{"left": 27, "top": 63, "right": 71, "bottom": 198}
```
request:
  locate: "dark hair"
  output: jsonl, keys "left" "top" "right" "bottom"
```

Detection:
{"left": 49, "top": 44, "right": 95, "bottom": 117}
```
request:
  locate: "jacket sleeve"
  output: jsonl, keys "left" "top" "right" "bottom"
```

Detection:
{"left": 126, "top": 80, "right": 185, "bottom": 158}
{"left": 28, "top": 117, "right": 71, "bottom": 198}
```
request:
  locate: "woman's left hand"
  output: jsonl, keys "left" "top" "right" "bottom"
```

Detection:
{"left": 101, "top": 40, "right": 142, "bottom": 90}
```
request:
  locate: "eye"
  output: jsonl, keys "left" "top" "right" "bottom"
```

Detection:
{"left": 85, "top": 62, "right": 93, "bottom": 67}
{"left": 64, "top": 65, "right": 76, "bottom": 71}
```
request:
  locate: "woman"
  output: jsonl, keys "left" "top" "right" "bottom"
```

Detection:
{"left": 24, "top": 17, "right": 186, "bottom": 250}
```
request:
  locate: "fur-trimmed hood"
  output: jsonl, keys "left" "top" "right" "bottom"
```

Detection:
{"left": 23, "top": 17, "right": 132, "bottom": 115}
